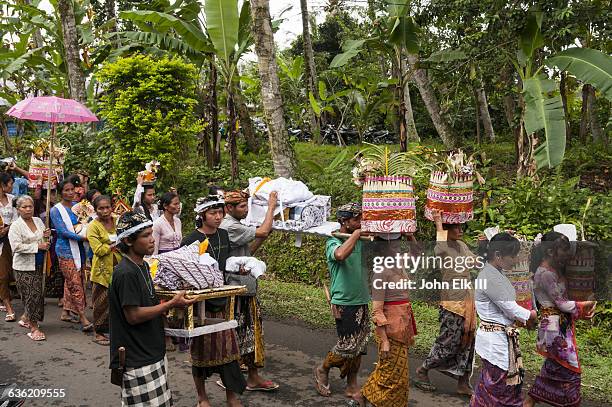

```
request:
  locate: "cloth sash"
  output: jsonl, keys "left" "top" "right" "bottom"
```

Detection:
{"left": 54, "top": 203, "right": 82, "bottom": 270}
{"left": 479, "top": 320, "right": 524, "bottom": 385}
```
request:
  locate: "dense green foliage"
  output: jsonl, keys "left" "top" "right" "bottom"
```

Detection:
{"left": 96, "top": 55, "right": 205, "bottom": 194}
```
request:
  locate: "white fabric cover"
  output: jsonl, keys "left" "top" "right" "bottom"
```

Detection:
{"left": 225, "top": 256, "right": 266, "bottom": 279}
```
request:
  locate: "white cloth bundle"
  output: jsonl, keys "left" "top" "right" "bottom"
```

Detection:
{"left": 248, "top": 177, "right": 313, "bottom": 206}
{"left": 153, "top": 242, "right": 224, "bottom": 290}
{"left": 225, "top": 256, "right": 266, "bottom": 279}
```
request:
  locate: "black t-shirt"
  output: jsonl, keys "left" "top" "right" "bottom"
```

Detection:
{"left": 181, "top": 229, "right": 230, "bottom": 271}
{"left": 181, "top": 229, "right": 231, "bottom": 311}
{"left": 108, "top": 257, "right": 165, "bottom": 369}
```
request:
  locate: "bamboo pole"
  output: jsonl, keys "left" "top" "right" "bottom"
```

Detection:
{"left": 42, "top": 122, "right": 55, "bottom": 293}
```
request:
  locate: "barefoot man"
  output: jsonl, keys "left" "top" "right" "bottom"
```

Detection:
{"left": 314, "top": 202, "right": 370, "bottom": 405}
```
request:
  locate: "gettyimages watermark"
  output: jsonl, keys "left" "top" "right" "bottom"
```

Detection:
{"left": 361, "top": 240, "right": 611, "bottom": 302}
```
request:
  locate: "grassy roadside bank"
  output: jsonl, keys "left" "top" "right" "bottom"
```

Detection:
{"left": 258, "top": 279, "right": 612, "bottom": 403}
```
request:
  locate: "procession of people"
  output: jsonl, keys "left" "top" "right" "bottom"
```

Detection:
{"left": 0, "top": 155, "right": 598, "bottom": 407}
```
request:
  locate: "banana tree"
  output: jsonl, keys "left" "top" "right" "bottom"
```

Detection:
{"left": 120, "top": 0, "right": 256, "bottom": 178}
{"left": 511, "top": 13, "right": 612, "bottom": 176}
{"left": 329, "top": 0, "right": 420, "bottom": 151}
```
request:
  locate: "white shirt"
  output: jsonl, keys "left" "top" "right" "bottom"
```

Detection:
{"left": 474, "top": 262, "right": 531, "bottom": 370}
{"left": 8, "top": 216, "right": 45, "bottom": 271}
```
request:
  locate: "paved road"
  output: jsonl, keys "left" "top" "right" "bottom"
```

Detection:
{"left": 1, "top": 299, "right": 607, "bottom": 407}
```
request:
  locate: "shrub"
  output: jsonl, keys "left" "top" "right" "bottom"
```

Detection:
{"left": 96, "top": 54, "right": 205, "bottom": 194}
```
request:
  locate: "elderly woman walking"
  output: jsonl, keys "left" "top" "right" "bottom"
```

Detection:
{"left": 87, "top": 195, "right": 121, "bottom": 345}
{"left": 8, "top": 195, "right": 50, "bottom": 340}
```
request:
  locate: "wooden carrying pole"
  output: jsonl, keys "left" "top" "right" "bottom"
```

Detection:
{"left": 42, "top": 123, "right": 55, "bottom": 292}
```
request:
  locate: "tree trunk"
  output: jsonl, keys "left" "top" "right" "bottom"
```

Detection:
{"left": 251, "top": 0, "right": 297, "bottom": 178}
{"left": 501, "top": 67, "right": 520, "bottom": 163}
{"left": 475, "top": 80, "right": 495, "bottom": 141}
{"left": 300, "top": 0, "right": 321, "bottom": 144}
{"left": 57, "top": 0, "right": 87, "bottom": 104}
{"left": 0, "top": 115, "right": 14, "bottom": 156}
{"left": 209, "top": 60, "right": 221, "bottom": 167}
{"left": 226, "top": 88, "right": 239, "bottom": 181}
{"left": 579, "top": 84, "right": 590, "bottom": 142}
{"left": 587, "top": 85, "right": 605, "bottom": 144}
{"left": 234, "top": 81, "right": 259, "bottom": 153}
{"left": 559, "top": 72, "right": 571, "bottom": 144}
{"left": 392, "top": 57, "right": 407, "bottom": 151}
{"left": 406, "top": 53, "right": 457, "bottom": 148}
{"left": 516, "top": 92, "right": 537, "bottom": 177}
{"left": 474, "top": 89, "right": 481, "bottom": 144}
{"left": 401, "top": 54, "right": 419, "bottom": 143}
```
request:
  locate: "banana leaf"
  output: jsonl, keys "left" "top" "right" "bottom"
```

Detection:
{"left": 523, "top": 76, "right": 566, "bottom": 169}
{"left": 204, "top": 0, "right": 239, "bottom": 66}
{"left": 546, "top": 48, "right": 612, "bottom": 101}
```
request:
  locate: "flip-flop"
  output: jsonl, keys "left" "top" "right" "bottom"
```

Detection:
{"left": 27, "top": 331, "right": 46, "bottom": 341}
{"left": 413, "top": 379, "right": 437, "bottom": 392}
{"left": 246, "top": 380, "right": 279, "bottom": 392}
{"left": 81, "top": 323, "right": 94, "bottom": 332}
{"left": 18, "top": 320, "right": 30, "bottom": 329}
{"left": 5, "top": 313, "right": 16, "bottom": 322}
{"left": 313, "top": 366, "right": 331, "bottom": 397}
{"left": 60, "top": 315, "right": 79, "bottom": 323}
{"left": 93, "top": 337, "right": 110, "bottom": 346}
{"left": 0, "top": 305, "right": 6, "bottom": 312}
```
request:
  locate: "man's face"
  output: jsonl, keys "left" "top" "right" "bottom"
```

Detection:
{"left": 226, "top": 202, "right": 248, "bottom": 220}
{"left": 132, "top": 227, "right": 155, "bottom": 256}
{"left": 344, "top": 214, "right": 362, "bottom": 232}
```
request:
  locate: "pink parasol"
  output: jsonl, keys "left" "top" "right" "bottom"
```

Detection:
{"left": 6, "top": 96, "right": 98, "bottom": 123}
{"left": 7, "top": 96, "right": 98, "bottom": 290}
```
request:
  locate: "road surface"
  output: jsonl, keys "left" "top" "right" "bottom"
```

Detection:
{"left": 1, "top": 299, "right": 607, "bottom": 406}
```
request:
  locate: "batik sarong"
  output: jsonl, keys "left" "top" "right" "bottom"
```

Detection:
{"left": 470, "top": 358, "right": 523, "bottom": 407}
{"left": 59, "top": 257, "right": 86, "bottom": 313}
{"left": 528, "top": 358, "right": 581, "bottom": 407}
{"left": 422, "top": 307, "right": 474, "bottom": 377}
{"left": 362, "top": 337, "right": 409, "bottom": 407}
{"left": 323, "top": 304, "right": 370, "bottom": 378}
{"left": 190, "top": 309, "right": 246, "bottom": 394}
{"left": 122, "top": 356, "right": 172, "bottom": 407}
{"left": 92, "top": 282, "right": 109, "bottom": 332}
{"left": 0, "top": 242, "right": 13, "bottom": 302}
{"left": 235, "top": 296, "right": 265, "bottom": 369}
{"left": 14, "top": 267, "right": 44, "bottom": 323}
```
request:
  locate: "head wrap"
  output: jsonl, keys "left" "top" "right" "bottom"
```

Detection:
{"left": 117, "top": 211, "right": 153, "bottom": 242}
{"left": 194, "top": 195, "right": 225, "bottom": 213}
{"left": 224, "top": 190, "right": 249, "bottom": 205}
{"left": 336, "top": 202, "right": 362, "bottom": 221}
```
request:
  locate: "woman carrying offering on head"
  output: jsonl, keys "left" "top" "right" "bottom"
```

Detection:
{"left": 524, "top": 232, "right": 596, "bottom": 407}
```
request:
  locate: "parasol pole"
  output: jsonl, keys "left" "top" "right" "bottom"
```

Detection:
{"left": 42, "top": 122, "right": 55, "bottom": 293}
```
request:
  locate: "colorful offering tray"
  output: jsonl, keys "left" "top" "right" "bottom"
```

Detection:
{"left": 361, "top": 175, "right": 416, "bottom": 233}
{"left": 425, "top": 171, "right": 474, "bottom": 224}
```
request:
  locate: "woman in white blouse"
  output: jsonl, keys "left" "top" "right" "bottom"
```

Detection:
{"left": 8, "top": 195, "right": 51, "bottom": 341}
{"left": 470, "top": 233, "right": 537, "bottom": 407}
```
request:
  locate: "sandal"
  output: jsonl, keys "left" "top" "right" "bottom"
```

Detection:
{"left": 0, "top": 305, "right": 5, "bottom": 312}
{"left": 18, "top": 320, "right": 31, "bottom": 329}
{"left": 93, "top": 337, "right": 110, "bottom": 346}
{"left": 61, "top": 315, "right": 79, "bottom": 323}
{"left": 81, "top": 322, "right": 94, "bottom": 332}
{"left": 313, "top": 366, "right": 331, "bottom": 397}
{"left": 413, "top": 379, "right": 437, "bottom": 392}
{"left": 246, "top": 380, "right": 279, "bottom": 392}
{"left": 27, "top": 330, "right": 46, "bottom": 341}
{"left": 5, "top": 313, "right": 16, "bottom": 322}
